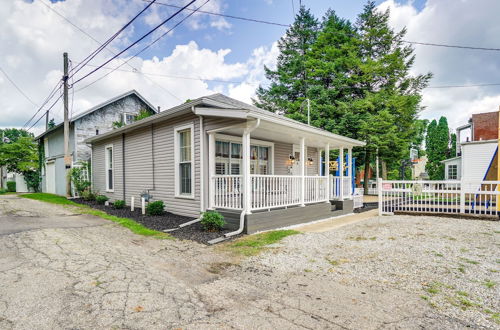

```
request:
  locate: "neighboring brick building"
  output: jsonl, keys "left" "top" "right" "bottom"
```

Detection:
{"left": 471, "top": 111, "right": 498, "bottom": 141}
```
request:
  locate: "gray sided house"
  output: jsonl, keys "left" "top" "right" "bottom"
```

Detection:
{"left": 36, "top": 90, "right": 156, "bottom": 195}
{"left": 86, "top": 94, "right": 365, "bottom": 234}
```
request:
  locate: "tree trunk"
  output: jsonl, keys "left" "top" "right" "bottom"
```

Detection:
{"left": 381, "top": 160, "right": 387, "bottom": 180}
{"left": 363, "top": 150, "right": 371, "bottom": 195}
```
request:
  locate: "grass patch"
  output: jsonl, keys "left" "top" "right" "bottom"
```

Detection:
{"left": 222, "top": 230, "right": 299, "bottom": 256}
{"left": 456, "top": 291, "right": 468, "bottom": 297}
{"left": 460, "top": 257, "right": 480, "bottom": 265}
{"left": 483, "top": 279, "right": 496, "bottom": 289}
{"left": 457, "top": 264, "right": 466, "bottom": 273}
{"left": 21, "top": 193, "right": 170, "bottom": 239}
{"left": 347, "top": 236, "right": 376, "bottom": 241}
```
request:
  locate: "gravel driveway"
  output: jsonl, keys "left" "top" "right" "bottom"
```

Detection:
{"left": 0, "top": 195, "right": 498, "bottom": 329}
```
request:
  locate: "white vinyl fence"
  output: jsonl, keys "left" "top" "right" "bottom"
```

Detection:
{"left": 379, "top": 179, "right": 500, "bottom": 217}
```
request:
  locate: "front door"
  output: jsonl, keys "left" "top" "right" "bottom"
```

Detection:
{"left": 46, "top": 162, "right": 56, "bottom": 194}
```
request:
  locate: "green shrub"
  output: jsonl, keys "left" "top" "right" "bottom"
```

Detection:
{"left": 6, "top": 181, "right": 16, "bottom": 192}
{"left": 146, "top": 200, "right": 164, "bottom": 216}
{"left": 0, "top": 188, "right": 7, "bottom": 195}
{"left": 69, "top": 163, "right": 91, "bottom": 196}
{"left": 81, "top": 190, "right": 96, "bottom": 201}
{"left": 114, "top": 200, "right": 125, "bottom": 209}
{"left": 95, "top": 195, "right": 109, "bottom": 205}
{"left": 201, "top": 211, "right": 226, "bottom": 231}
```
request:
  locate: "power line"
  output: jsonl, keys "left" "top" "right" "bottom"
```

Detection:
{"left": 22, "top": 81, "right": 62, "bottom": 129}
{"left": 144, "top": 0, "right": 289, "bottom": 27}
{"left": 38, "top": 0, "right": 180, "bottom": 103}
{"left": 71, "top": 0, "right": 199, "bottom": 86}
{"left": 0, "top": 65, "right": 38, "bottom": 106}
{"left": 83, "top": 63, "right": 245, "bottom": 84}
{"left": 403, "top": 40, "right": 500, "bottom": 52}
{"left": 68, "top": 0, "right": 158, "bottom": 78}
{"left": 426, "top": 83, "right": 500, "bottom": 89}
{"left": 27, "top": 91, "right": 64, "bottom": 132}
{"left": 74, "top": 0, "right": 212, "bottom": 95}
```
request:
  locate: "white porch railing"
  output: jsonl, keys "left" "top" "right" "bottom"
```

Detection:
{"left": 213, "top": 175, "right": 242, "bottom": 210}
{"left": 251, "top": 175, "right": 302, "bottom": 210}
{"left": 212, "top": 175, "right": 329, "bottom": 211}
{"left": 305, "top": 176, "right": 328, "bottom": 204}
{"left": 379, "top": 179, "right": 500, "bottom": 216}
{"left": 330, "top": 176, "right": 352, "bottom": 200}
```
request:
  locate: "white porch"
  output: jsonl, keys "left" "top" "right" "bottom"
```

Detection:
{"left": 205, "top": 118, "right": 364, "bottom": 213}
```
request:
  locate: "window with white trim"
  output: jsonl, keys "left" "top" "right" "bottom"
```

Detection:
{"left": 215, "top": 137, "right": 271, "bottom": 175}
{"left": 448, "top": 164, "right": 457, "bottom": 180}
{"left": 105, "top": 145, "right": 113, "bottom": 191}
{"left": 175, "top": 125, "right": 194, "bottom": 197}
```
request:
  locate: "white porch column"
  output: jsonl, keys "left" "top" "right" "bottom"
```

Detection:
{"left": 242, "top": 129, "right": 252, "bottom": 214}
{"left": 348, "top": 147, "right": 353, "bottom": 199}
{"left": 325, "top": 143, "right": 330, "bottom": 202}
{"left": 339, "top": 147, "right": 344, "bottom": 200}
{"left": 300, "top": 137, "right": 305, "bottom": 207}
{"left": 208, "top": 132, "right": 215, "bottom": 209}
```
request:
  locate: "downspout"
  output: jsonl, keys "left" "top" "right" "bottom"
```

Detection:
{"left": 122, "top": 133, "right": 126, "bottom": 201}
{"left": 225, "top": 118, "right": 260, "bottom": 238}
{"left": 198, "top": 113, "right": 204, "bottom": 212}
{"left": 151, "top": 124, "right": 155, "bottom": 190}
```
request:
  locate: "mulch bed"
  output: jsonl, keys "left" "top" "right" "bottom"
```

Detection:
{"left": 72, "top": 198, "right": 235, "bottom": 244}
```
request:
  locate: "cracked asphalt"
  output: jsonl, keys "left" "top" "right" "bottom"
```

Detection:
{"left": 0, "top": 195, "right": 493, "bottom": 329}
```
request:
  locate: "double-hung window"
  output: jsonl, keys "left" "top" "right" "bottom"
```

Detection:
{"left": 175, "top": 124, "right": 194, "bottom": 198}
{"left": 105, "top": 145, "right": 113, "bottom": 191}
{"left": 448, "top": 164, "right": 457, "bottom": 180}
{"left": 215, "top": 135, "right": 272, "bottom": 175}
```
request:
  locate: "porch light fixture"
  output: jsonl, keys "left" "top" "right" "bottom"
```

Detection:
{"left": 307, "top": 157, "right": 314, "bottom": 166}
{"left": 288, "top": 154, "right": 296, "bottom": 164}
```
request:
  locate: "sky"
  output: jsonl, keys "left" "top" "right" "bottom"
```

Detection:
{"left": 1, "top": 0, "right": 499, "bottom": 136}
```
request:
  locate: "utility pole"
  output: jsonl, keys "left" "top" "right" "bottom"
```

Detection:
{"left": 63, "top": 52, "right": 71, "bottom": 197}
{"left": 45, "top": 110, "right": 49, "bottom": 131}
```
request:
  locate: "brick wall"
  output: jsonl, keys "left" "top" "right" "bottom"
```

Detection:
{"left": 472, "top": 111, "right": 498, "bottom": 141}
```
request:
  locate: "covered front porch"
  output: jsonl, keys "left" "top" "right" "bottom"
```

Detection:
{"left": 206, "top": 117, "right": 364, "bottom": 214}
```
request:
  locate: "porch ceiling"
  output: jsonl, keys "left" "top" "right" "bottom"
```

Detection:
{"left": 213, "top": 119, "right": 363, "bottom": 149}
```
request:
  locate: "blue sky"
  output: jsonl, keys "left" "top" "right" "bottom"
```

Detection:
{"left": 3, "top": 0, "right": 500, "bottom": 133}
{"left": 127, "top": 0, "right": 426, "bottom": 65}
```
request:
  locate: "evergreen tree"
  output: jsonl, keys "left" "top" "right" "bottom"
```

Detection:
{"left": 352, "top": 2, "right": 431, "bottom": 192}
{"left": 425, "top": 116, "right": 450, "bottom": 179}
{"left": 254, "top": 6, "right": 319, "bottom": 114}
{"left": 449, "top": 133, "right": 457, "bottom": 157}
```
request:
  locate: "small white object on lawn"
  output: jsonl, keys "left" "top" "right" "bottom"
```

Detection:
{"left": 131, "top": 197, "right": 134, "bottom": 211}
{"left": 141, "top": 197, "right": 145, "bottom": 215}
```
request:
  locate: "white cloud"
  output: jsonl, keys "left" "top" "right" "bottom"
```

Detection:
{"left": 378, "top": 0, "right": 500, "bottom": 129}
{"left": 0, "top": 0, "right": 268, "bottom": 136}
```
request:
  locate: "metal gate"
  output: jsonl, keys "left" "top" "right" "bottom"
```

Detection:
{"left": 378, "top": 179, "right": 500, "bottom": 217}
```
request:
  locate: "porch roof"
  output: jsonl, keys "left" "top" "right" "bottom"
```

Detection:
{"left": 85, "top": 93, "right": 365, "bottom": 148}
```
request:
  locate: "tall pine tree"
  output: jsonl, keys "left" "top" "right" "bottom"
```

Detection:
{"left": 352, "top": 2, "right": 431, "bottom": 192}
{"left": 425, "top": 116, "right": 450, "bottom": 179}
{"left": 254, "top": 6, "right": 319, "bottom": 115}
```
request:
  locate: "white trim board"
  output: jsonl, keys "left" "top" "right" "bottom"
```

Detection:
{"left": 174, "top": 122, "right": 195, "bottom": 199}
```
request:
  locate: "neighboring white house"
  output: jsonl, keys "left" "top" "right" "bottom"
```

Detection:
{"left": 35, "top": 90, "right": 157, "bottom": 195}
{"left": 442, "top": 156, "right": 461, "bottom": 180}
{"left": 442, "top": 140, "right": 497, "bottom": 181}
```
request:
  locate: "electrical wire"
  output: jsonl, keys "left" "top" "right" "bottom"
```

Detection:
{"left": 38, "top": 0, "right": 180, "bottom": 104}
{"left": 22, "top": 81, "right": 62, "bottom": 129}
{"left": 66, "top": 0, "right": 158, "bottom": 77}
{"left": 70, "top": 0, "right": 198, "bottom": 86}
{"left": 144, "top": 0, "right": 289, "bottom": 27}
{"left": 0, "top": 65, "right": 38, "bottom": 106}
{"left": 403, "top": 40, "right": 500, "bottom": 52}
{"left": 74, "top": 0, "right": 211, "bottom": 96}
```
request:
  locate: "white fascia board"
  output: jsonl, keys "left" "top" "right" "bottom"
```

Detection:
{"left": 193, "top": 107, "right": 249, "bottom": 118}
{"left": 248, "top": 113, "right": 366, "bottom": 147}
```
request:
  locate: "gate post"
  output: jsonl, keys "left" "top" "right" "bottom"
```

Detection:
{"left": 460, "top": 179, "right": 465, "bottom": 214}
{"left": 378, "top": 178, "right": 383, "bottom": 216}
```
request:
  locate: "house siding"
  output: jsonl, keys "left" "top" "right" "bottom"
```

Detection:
{"left": 462, "top": 141, "right": 497, "bottom": 182}
{"left": 92, "top": 113, "right": 201, "bottom": 218}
